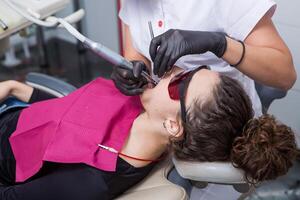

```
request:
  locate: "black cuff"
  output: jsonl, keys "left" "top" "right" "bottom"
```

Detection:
{"left": 214, "top": 32, "right": 228, "bottom": 58}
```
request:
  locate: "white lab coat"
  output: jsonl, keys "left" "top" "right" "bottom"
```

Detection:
{"left": 119, "top": 0, "right": 277, "bottom": 117}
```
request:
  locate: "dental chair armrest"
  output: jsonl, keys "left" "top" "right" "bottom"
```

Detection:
{"left": 172, "top": 157, "right": 245, "bottom": 184}
{"left": 25, "top": 72, "right": 77, "bottom": 97}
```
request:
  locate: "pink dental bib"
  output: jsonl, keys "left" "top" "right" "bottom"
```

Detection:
{"left": 9, "top": 78, "right": 142, "bottom": 182}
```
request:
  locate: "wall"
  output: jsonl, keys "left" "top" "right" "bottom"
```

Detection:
{"left": 46, "top": 0, "right": 120, "bottom": 52}
{"left": 80, "top": 0, "right": 119, "bottom": 52}
{"left": 270, "top": 0, "right": 300, "bottom": 144}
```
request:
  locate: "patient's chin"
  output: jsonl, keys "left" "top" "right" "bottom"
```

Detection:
{"left": 140, "top": 88, "right": 151, "bottom": 106}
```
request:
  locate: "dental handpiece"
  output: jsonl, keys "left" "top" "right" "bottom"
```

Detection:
{"left": 53, "top": 18, "right": 157, "bottom": 85}
{"left": 83, "top": 38, "right": 157, "bottom": 85}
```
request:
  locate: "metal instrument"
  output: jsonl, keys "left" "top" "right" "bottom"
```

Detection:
{"left": 83, "top": 38, "right": 157, "bottom": 85}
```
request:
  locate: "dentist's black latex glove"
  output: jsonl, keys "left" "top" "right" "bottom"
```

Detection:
{"left": 111, "top": 60, "right": 149, "bottom": 96}
{"left": 149, "top": 29, "right": 227, "bottom": 77}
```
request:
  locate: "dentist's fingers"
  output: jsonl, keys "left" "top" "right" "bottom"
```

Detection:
{"left": 153, "top": 43, "right": 168, "bottom": 76}
{"left": 157, "top": 48, "right": 172, "bottom": 77}
{"left": 150, "top": 29, "right": 175, "bottom": 62}
{"left": 111, "top": 61, "right": 150, "bottom": 96}
{"left": 133, "top": 61, "right": 147, "bottom": 79}
{"left": 166, "top": 53, "right": 180, "bottom": 72}
{"left": 149, "top": 34, "right": 163, "bottom": 61}
{"left": 112, "top": 67, "right": 136, "bottom": 85}
{"left": 114, "top": 79, "right": 144, "bottom": 96}
{"left": 113, "top": 71, "right": 136, "bottom": 85}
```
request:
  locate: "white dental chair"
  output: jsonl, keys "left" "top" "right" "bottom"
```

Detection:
{"left": 168, "top": 82, "right": 288, "bottom": 197}
{"left": 25, "top": 72, "right": 188, "bottom": 200}
{"left": 25, "top": 72, "right": 288, "bottom": 200}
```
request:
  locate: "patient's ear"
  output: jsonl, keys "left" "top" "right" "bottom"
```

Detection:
{"left": 163, "top": 118, "right": 184, "bottom": 138}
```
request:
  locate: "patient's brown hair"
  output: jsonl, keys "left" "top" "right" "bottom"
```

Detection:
{"left": 171, "top": 74, "right": 298, "bottom": 184}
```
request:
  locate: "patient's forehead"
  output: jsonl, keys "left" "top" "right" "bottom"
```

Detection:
{"left": 186, "top": 69, "right": 220, "bottom": 106}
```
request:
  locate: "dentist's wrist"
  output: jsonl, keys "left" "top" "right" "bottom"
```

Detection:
{"left": 222, "top": 36, "right": 246, "bottom": 69}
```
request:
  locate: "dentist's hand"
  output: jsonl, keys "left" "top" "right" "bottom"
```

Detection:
{"left": 111, "top": 60, "right": 150, "bottom": 96}
{"left": 149, "top": 29, "right": 227, "bottom": 77}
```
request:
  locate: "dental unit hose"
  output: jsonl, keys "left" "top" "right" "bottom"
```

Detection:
{"left": 57, "top": 18, "right": 157, "bottom": 85}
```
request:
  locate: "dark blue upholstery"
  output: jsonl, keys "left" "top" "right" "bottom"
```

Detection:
{"left": 26, "top": 72, "right": 77, "bottom": 97}
{"left": 254, "top": 82, "right": 287, "bottom": 114}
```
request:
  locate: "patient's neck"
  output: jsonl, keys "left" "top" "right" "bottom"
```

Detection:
{"left": 120, "top": 111, "right": 169, "bottom": 167}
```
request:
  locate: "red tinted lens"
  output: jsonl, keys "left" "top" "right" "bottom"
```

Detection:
{"left": 168, "top": 82, "right": 180, "bottom": 100}
{"left": 168, "top": 71, "right": 192, "bottom": 100}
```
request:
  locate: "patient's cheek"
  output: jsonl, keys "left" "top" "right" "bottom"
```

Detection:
{"left": 140, "top": 88, "right": 152, "bottom": 105}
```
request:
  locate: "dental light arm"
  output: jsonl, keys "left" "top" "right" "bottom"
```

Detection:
{"left": 0, "top": 0, "right": 83, "bottom": 40}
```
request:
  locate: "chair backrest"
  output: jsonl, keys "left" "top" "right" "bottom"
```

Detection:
{"left": 25, "top": 72, "right": 77, "bottom": 97}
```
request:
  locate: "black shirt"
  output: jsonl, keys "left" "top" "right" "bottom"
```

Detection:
{"left": 0, "top": 89, "right": 154, "bottom": 200}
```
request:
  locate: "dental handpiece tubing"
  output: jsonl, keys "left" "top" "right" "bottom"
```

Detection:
{"left": 84, "top": 38, "right": 157, "bottom": 85}
{"left": 84, "top": 38, "right": 133, "bottom": 69}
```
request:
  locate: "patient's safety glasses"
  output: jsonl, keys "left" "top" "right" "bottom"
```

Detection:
{"left": 168, "top": 66, "right": 209, "bottom": 123}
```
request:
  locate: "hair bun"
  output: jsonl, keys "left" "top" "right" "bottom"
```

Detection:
{"left": 230, "top": 114, "right": 298, "bottom": 184}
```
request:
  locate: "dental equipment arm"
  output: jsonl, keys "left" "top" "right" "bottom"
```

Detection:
{"left": 0, "top": 0, "right": 77, "bottom": 40}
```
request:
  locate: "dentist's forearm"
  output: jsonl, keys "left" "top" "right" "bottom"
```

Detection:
{"left": 8, "top": 80, "right": 34, "bottom": 102}
{"left": 222, "top": 36, "right": 296, "bottom": 90}
{"left": 123, "top": 24, "right": 151, "bottom": 70}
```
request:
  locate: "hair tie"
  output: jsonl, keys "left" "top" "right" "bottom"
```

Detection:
{"left": 230, "top": 40, "right": 246, "bottom": 67}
